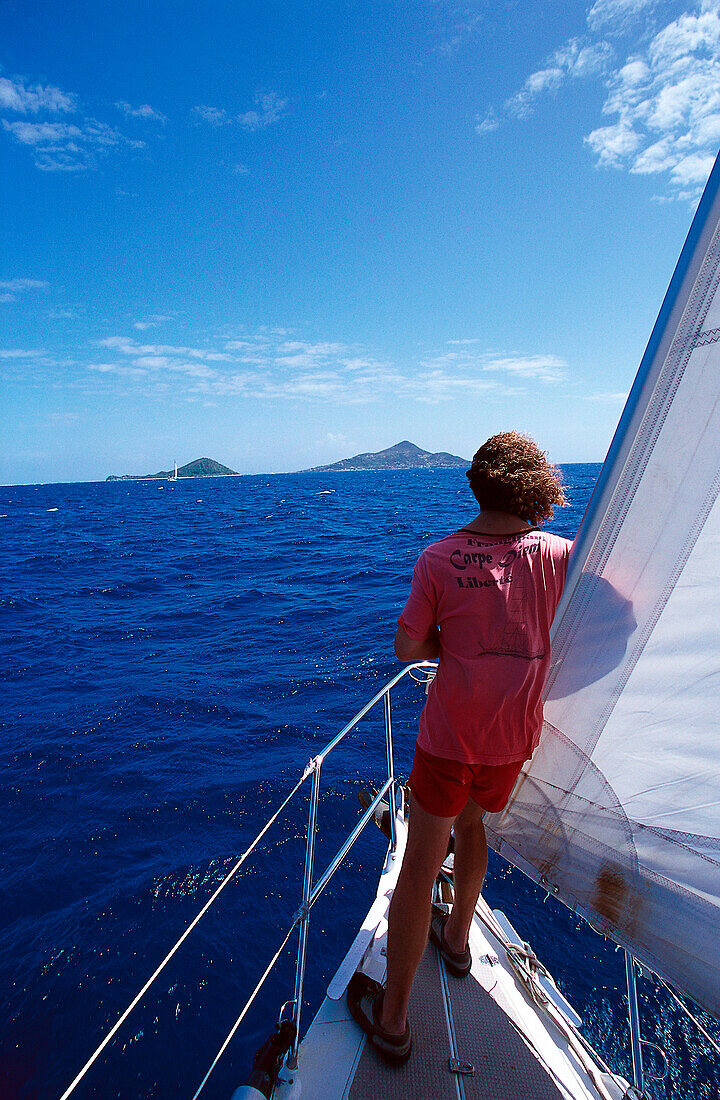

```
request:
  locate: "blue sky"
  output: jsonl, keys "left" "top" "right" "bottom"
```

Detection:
{"left": 2, "top": 0, "right": 719, "bottom": 484}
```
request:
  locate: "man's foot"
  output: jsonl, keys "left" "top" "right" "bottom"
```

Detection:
{"left": 346, "top": 972, "right": 412, "bottom": 1065}
{"left": 429, "top": 906, "right": 472, "bottom": 976}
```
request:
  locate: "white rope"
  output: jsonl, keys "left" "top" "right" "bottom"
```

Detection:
{"left": 657, "top": 977, "right": 720, "bottom": 1058}
{"left": 58, "top": 771, "right": 309, "bottom": 1100}
{"left": 191, "top": 922, "right": 298, "bottom": 1099}
{"left": 470, "top": 897, "right": 619, "bottom": 1097}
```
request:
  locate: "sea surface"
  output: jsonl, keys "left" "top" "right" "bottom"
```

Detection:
{"left": 2, "top": 466, "right": 719, "bottom": 1099}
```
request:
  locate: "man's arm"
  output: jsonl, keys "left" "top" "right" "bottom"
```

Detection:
{"left": 394, "top": 623, "right": 440, "bottom": 662}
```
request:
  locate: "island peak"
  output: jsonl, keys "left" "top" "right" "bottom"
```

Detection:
{"left": 304, "top": 441, "right": 468, "bottom": 473}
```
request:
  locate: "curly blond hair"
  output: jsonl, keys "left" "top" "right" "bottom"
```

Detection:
{"left": 466, "top": 431, "right": 566, "bottom": 525}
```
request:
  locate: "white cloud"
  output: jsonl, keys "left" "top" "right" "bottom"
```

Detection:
{"left": 527, "top": 67, "right": 565, "bottom": 95}
{"left": 133, "top": 355, "right": 217, "bottom": 378}
{"left": 192, "top": 95, "right": 286, "bottom": 133}
{"left": 421, "top": 349, "right": 570, "bottom": 386}
{"left": 132, "top": 355, "right": 176, "bottom": 368}
{"left": 3, "top": 120, "right": 82, "bottom": 146}
{"left": 0, "top": 278, "right": 48, "bottom": 290}
{"left": 436, "top": 11, "right": 484, "bottom": 56}
{"left": 2, "top": 117, "right": 144, "bottom": 171}
{"left": 482, "top": 354, "right": 569, "bottom": 384}
{"left": 191, "top": 105, "right": 230, "bottom": 126}
{"left": 505, "top": 38, "right": 614, "bottom": 120}
{"left": 278, "top": 340, "right": 348, "bottom": 356}
{"left": 586, "top": 120, "right": 643, "bottom": 165}
{"left": 115, "top": 101, "right": 167, "bottom": 123}
{"left": 475, "top": 109, "right": 499, "bottom": 135}
{"left": 693, "top": 110, "right": 720, "bottom": 144}
{"left": 670, "top": 150, "right": 717, "bottom": 184}
{"left": 555, "top": 40, "right": 615, "bottom": 78}
{"left": 0, "top": 69, "right": 159, "bottom": 171}
{"left": 132, "top": 315, "right": 174, "bottom": 330}
{"left": 409, "top": 371, "right": 505, "bottom": 403}
{"left": 618, "top": 58, "right": 651, "bottom": 88}
{"left": 48, "top": 308, "right": 80, "bottom": 319}
{"left": 487, "top": 1, "right": 720, "bottom": 199}
{"left": 0, "top": 75, "right": 75, "bottom": 114}
{"left": 631, "top": 135, "right": 677, "bottom": 172}
{"left": 506, "top": 74, "right": 559, "bottom": 120}
{"left": 649, "top": 8, "right": 720, "bottom": 64}
{"left": 585, "top": 390, "right": 628, "bottom": 401}
{"left": 587, "top": 0, "right": 664, "bottom": 34}
{"left": 587, "top": 8, "right": 720, "bottom": 195}
{"left": 0, "top": 348, "right": 45, "bottom": 358}
{"left": 82, "top": 330, "right": 572, "bottom": 406}
{"left": 0, "top": 278, "right": 48, "bottom": 303}
{"left": 97, "top": 335, "right": 233, "bottom": 361}
{"left": 238, "top": 91, "right": 287, "bottom": 130}
{"left": 87, "top": 362, "right": 150, "bottom": 379}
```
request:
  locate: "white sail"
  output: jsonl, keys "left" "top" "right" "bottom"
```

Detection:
{"left": 486, "top": 151, "right": 720, "bottom": 1017}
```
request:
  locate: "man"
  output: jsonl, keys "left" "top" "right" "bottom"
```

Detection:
{"left": 347, "top": 431, "right": 572, "bottom": 1063}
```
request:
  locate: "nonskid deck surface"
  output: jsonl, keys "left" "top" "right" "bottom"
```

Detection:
{"left": 288, "top": 893, "right": 624, "bottom": 1100}
{"left": 348, "top": 941, "right": 567, "bottom": 1099}
{"left": 273, "top": 807, "right": 628, "bottom": 1100}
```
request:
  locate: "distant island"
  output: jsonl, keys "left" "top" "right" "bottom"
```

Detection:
{"left": 105, "top": 443, "right": 468, "bottom": 481}
{"left": 304, "top": 440, "right": 469, "bottom": 472}
{"left": 106, "top": 457, "right": 237, "bottom": 481}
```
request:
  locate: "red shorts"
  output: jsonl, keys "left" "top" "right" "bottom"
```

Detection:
{"left": 409, "top": 743, "right": 525, "bottom": 817}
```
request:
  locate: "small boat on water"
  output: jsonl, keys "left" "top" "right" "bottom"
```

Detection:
{"left": 60, "top": 149, "right": 720, "bottom": 1099}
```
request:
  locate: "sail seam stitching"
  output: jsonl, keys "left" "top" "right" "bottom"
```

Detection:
{"left": 695, "top": 327, "right": 720, "bottom": 346}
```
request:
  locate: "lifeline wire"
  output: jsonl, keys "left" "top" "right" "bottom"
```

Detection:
{"left": 58, "top": 770, "right": 310, "bottom": 1100}
{"left": 657, "top": 977, "right": 720, "bottom": 1058}
{"left": 191, "top": 921, "right": 298, "bottom": 1099}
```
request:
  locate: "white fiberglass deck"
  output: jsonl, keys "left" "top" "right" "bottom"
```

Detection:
{"left": 272, "top": 819, "right": 630, "bottom": 1100}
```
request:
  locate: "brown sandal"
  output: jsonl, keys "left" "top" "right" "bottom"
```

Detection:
{"left": 346, "top": 972, "right": 412, "bottom": 1065}
{"left": 429, "top": 906, "right": 472, "bottom": 976}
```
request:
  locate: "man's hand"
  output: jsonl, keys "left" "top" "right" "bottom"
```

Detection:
{"left": 394, "top": 623, "right": 440, "bottom": 662}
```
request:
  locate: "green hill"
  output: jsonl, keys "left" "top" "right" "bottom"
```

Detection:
{"left": 305, "top": 440, "right": 469, "bottom": 472}
{"left": 106, "top": 457, "right": 238, "bottom": 481}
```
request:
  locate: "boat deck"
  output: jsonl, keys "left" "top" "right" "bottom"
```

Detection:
{"left": 349, "top": 941, "right": 567, "bottom": 1099}
{"left": 274, "top": 827, "right": 629, "bottom": 1100}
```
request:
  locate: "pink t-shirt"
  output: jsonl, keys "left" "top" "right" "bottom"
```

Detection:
{"left": 399, "top": 527, "right": 572, "bottom": 765}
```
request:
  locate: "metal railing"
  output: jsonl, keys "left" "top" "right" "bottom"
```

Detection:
{"left": 285, "top": 660, "right": 435, "bottom": 1064}
{"left": 59, "top": 661, "right": 436, "bottom": 1099}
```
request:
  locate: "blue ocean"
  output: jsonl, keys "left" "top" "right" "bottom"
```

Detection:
{"left": 2, "top": 466, "right": 719, "bottom": 1099}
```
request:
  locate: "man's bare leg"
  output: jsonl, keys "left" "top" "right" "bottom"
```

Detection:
{"left": 443, "top": 798, "right": 487, "bottom": 955}
{"left": 379, "top": 799, "right": 454, "bottom": 1035}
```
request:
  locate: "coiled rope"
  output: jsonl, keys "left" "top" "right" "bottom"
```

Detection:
{"left": 59, "top": 766, "right": 312, "bottom": 1100}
